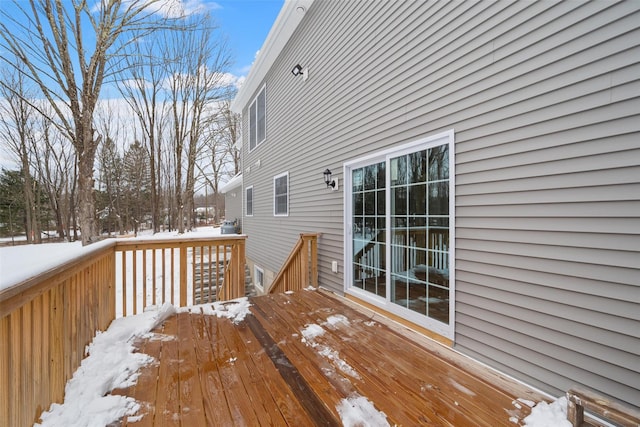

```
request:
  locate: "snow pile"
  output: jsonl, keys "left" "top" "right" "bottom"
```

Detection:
{"left": 523, "top": 397, "right": 571, "bottom": 427}
{"left": 178, "top": 297, "right": 252, "bottom": 323}
{"left": 301, "top": 323, "right": 326, "bottom": 341}
{"left": 36, "top": 303, "right": 176, "bottom": 427}
{"left": 0, "top": 240, "right": 112, "bottom": 291}
{"left": 337, "top": 395, "right": 390, "bottom": 427}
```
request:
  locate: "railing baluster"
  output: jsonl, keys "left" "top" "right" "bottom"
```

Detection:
{"left": 142, "top": 249, "right": 147, "bottom": 310}
{"left": 132, "top": 249, "right": 137, "bottom": 315}
{"left": 214, "top": 244, "right": 219, "bottom": 300}
{"left": 170, "top": 247, "right": 175, "bottom": 305}
{"left": 192, "top": 245, "right": 197, "bottom": 305}
{"left": 206, "top": 245, "right": 212, "bottom": 303}
{"left": 121, "top": 251, "right": 127, "bottom": 317}
{"left": 161, "top": 248, "right": 166, "bottom": 305}
{"left": 180, "top": 246, "right": 187, "bottom": 307}
{"left": 152, "top": 249, "right": 157, "bottom": 306}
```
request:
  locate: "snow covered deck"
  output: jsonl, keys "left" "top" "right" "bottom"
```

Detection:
{"left": 112, "top": 289, "right": 548, "bottom": 426}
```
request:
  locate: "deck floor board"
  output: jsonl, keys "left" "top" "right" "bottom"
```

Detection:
{"left": 119, "top": 289, "right": 547, "bottom": 426}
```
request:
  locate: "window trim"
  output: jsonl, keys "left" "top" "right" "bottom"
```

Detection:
{"left": 343, "top": 129, "right": 455, "bottom": 339}
{"left": 273, "top": 171, "right": 289, "bottom": 217}
{"left": 248, "top": 84, "right": 266, "bottom": 152}
{"left": 245, "top": 185, "right": 254, "bottom": 217}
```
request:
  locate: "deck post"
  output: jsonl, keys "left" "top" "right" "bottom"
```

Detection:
{"left": 301, "top": 234, "right": 309, "bottom": 288}
{"left": 310, "top": 235, "right": 318, "bottom": 288}
{"left": 236, "top": 239, "right": 246, "bottom": 299}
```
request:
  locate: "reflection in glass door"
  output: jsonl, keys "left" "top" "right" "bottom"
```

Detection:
{"left": 389, "top": 145, "right": 449, "bottom": 324}
{"left": 348, "top": 139, "right": 451, "bottom": 328}
{"left": 352, "top": 161, "right": 386, "bottom": 298}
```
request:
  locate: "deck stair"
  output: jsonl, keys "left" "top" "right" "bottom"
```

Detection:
{"left": 193, "top": 261, "right": 252, "bottom": 304}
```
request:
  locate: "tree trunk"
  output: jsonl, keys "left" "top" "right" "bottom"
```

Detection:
{"left": 77, "top": 126, "right": 99, "bottom": 244}
{"left": 77, "top": 155, "right": 96, "bottom": 244}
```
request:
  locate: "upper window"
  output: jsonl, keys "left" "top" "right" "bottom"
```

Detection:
{"left": 274, "top": 172, "right": 289, "bottom": 216}
{"left": 245, "top": 186, "right": 253, "bottom": 216}
{"left": 249, "top": 85, "right": 266, "bottom": 151}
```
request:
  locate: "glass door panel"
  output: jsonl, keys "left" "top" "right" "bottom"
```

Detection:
{"left": 390, "top": 146, "right": 450, "bottom": 324}
{"left": 352, "top": 161, "right": 386, "bottom": 298}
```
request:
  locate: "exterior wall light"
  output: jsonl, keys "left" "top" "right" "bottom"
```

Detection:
{"left": 291, "top": 64, "right": 309, "bottom": 81}
{"left": 324, "top": 169, "right": 337, "bottom": 190}
{"left": 291, "top": 64, "right": 303, "bottom": 76}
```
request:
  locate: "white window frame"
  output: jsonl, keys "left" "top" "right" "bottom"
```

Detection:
{"left": 248, "top": 84, "right": 266, "bottom": 152}
{"left": 254, "top": 265, "right": 264, "bottom": 292}
{"left": 273, "top": 171, "right": 289, "bottom": 217}
{"left": 245, "top": 185, "right": 254, "bottom": 217}
{"left": 343, "top": 129, "right": 455, "bottom": 339}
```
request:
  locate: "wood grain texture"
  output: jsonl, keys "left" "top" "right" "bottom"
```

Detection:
{"left": 122, "top": 290, "right": 551, "bottom": 426}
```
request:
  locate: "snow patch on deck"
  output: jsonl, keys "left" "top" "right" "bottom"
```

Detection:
{"left": 336, "top": 395, "right": 390, "bottom": 427}
{"left": 35, "top": 303, "right": 176, "bottom": 427}
{"left": 179, "top": 297, "right": 251, "bottom": 324}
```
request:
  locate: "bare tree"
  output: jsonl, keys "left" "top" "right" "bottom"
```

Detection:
{"left": 95, "top": 100, "right": 128, "bottom": 234}
{"left": 0, "top": 0, "right": 175, "bottom": 244}
{"left": 0, "top": 67, "right": 41, "bottom": 243}
{"left": 117, "top": 36, "right": 169, "bottom": 234}
{"left": 32, "top": 109, "right": 77, "bottom": 241}
{"left": 163, "top": 15, "right": 232, "bottom": 233}
{"left": 199, "top": 99, "right": 240, "bottom": 223}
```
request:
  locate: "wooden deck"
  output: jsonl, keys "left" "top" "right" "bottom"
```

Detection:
{"left": 114, "top": 289, "right": 548, "bottom": 426}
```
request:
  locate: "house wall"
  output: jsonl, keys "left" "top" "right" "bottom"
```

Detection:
{"left": 238, "top": 0, "right": 640, "bottom": 410}
{"left": 223, "top": 186, "right": 242, "bottom": 230}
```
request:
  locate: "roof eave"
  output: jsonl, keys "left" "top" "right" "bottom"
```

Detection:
{"left": 230, "top": 0, "right": 314, "bottom": 114}
{"left": 220, "top": 173, "right": 243, "bottom": 194}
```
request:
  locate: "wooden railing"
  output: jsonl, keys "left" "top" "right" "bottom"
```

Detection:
{"left": 0, "top": 235, "right": 246, "bottom": 427}
{"left": 114, "top": 236, "right": 246, "bottom": 316}
{"left": 0, "top": 242, "right": 116, "bottom": 427}
{"left": 268, "top": 233, "right": 320, "bottom": 294}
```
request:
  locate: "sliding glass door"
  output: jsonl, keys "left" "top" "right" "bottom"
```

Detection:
{"left": 345, "top": 131, "right": 454, "bottom": 337}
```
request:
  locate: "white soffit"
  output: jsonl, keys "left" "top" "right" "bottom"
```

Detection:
{"left": 231, "top": 0, "right": 314, "bottom": 113}
{"left": 220, "top": 173, "right": 243, "bottom": 193}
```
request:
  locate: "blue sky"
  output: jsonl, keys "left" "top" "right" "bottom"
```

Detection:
{"left": 0, "top": 0, "right": 283, "bottom": 168}
{"left": 0, "top": 0, "right": 283, "bottom": 79}
{"left": 213, "top": 0, "right": 284, "bottom": 77}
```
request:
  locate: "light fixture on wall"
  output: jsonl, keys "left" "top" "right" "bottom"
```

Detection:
{"left": 323, "top": 168, "right": 337, "bottom": 190}
{"left": 291, "top": 64, "right": 309, "bottom": 81}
